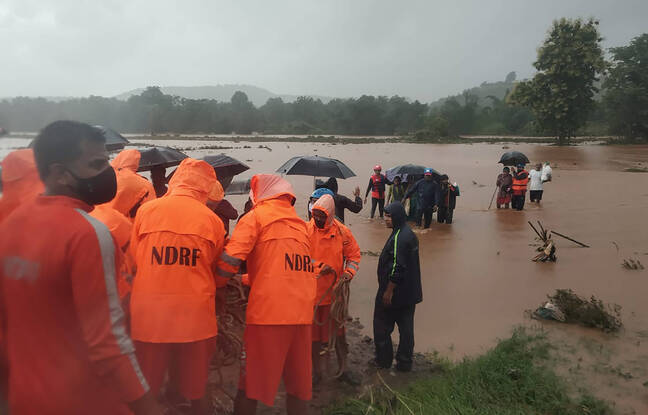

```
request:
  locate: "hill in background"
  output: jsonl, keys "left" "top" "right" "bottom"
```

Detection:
{"left": 113, "top": 84, "right": 333, "bottom": 106}
{"left": 429, "top": 71, "right": 518, "bottom": 108}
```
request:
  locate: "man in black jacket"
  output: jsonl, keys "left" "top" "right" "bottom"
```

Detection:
{"left": 322, "top": 177, "right": 363, "bottom": 224}
{"left": 373, "top": 202, "right": 423, "bottom": 372}
{"left": 436, "top": 174, "right": 460, "bottom": 224}
{"left": 403, "top": 168, "right": 438, "bottom": 229}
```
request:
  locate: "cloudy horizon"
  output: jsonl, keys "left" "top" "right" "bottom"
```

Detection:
{"left": 1, "top": 0, "right": 646, "bottom": 103}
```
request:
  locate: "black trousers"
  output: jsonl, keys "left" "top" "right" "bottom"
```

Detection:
{"left": 512, "top": 194, "right": 526, "bottom": 211}
{"left": 416, "top": 206, "right": 434, "bottom": 228}
{"left": 529, "top": 190, "right": 543, "bottom": 202}
{"left": 371, "top": 197, "right": 385, "bottom": 218}
{"left": 437, "top": 207, "right": 454, "bottom": 224}
{"left": 373, "top": 302, "right": 416, "bottom": 371}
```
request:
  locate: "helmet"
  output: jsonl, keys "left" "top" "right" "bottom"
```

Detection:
{"left": 424, "top": 168, "right": 434, "bottom": 176}
{"left": 373, "top": 165, "right": 382, "bottom": 171}
{"left": 311, "top": 187, "right": 334, "bottom": 200}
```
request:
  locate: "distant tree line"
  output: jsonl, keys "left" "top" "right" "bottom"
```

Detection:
{"left": 0, "top": 88, "right": 429, "bottom": 136}
{"left": 0, "top": 25, "right": 646, "bottom": 143}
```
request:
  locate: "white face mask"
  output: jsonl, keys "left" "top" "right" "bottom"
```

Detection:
{"left": 308, "top": 201, "right": 314, "bottom": 214}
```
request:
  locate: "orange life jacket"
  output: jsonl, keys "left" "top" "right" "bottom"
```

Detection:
{"left": 371, "top": 174, "right": 386, "bottom": 199}
{"left": 217, "top": 174, "right": 316, "bottom": 325}
{"left": 512, "top": 170, "right": 529, "bottom": 195}
{"left": 130, "top": 158, "right": 226, "bottom": 343}
{"left": 308, "top": 195, "right": 361, "bottom": 306}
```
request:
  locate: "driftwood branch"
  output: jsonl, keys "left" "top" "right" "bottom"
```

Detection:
{"left": 551, "top": 231, "right": 590, "bottom": 248}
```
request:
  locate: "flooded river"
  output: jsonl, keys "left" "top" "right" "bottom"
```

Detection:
{"left": 2, "top": 137, "right": 648, "bottom": 411}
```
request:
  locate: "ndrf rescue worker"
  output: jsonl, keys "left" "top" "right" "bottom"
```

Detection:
{"left": 308, "top": 194, "right": 361, "bottom": 383}
{"left": 0, "top": 121, "right": 159, "bottom": 414}
{"left": 216, "top": 174, "right": 316, "bottom": 415}
{"left": 130, "top": 158, "right": 226, "bottom": 414}
{"left": 511, "top": 164, "right": 530, "bottom": 211}
{"left": 110, "top": 149, "right": 156, "bottom": 218}
{"left": 0, "top": 149, "right": 44, "bottom": 224}
{"left": 373, "top": 202, "right": 423, "bottom": 372}
{"left": 0, "top": 148, "right": 44, "bottom": 411}
{"left": 364, "top": 165, "right": 390, "bottom": 219}
{"left": 91, "top": 203, "right": 137, "bottom": 301}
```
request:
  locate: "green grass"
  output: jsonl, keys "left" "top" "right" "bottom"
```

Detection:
{"left": 326, "top": 329, "right": 611, "bottom": 415}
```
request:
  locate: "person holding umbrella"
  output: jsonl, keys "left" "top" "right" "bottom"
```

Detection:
{"left": 511, "top": 164, "right": 530, "bottom": 211}
{"left": 364, "top": 165, "right": 390, "bottom": 219}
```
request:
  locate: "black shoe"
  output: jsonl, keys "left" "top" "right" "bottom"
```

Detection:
{"left": 369, "top": 358, "right": 391, "bottom": 369}
{"left": 395, "top": 363, "right": 412, "bottom": 372}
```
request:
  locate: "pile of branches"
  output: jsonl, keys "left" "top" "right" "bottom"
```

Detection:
{"left": 529, "top": 221, "right": 556, "bottom": 262}
{"left": 622, "top": 258, "right": 644, "bottom": 270}
{"left": 546, "top": 289, "right": 622, "bottom": 332}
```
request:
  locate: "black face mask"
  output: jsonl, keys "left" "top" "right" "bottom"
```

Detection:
{"left": 67, "top": 166, "right": 117, "bottom": 205}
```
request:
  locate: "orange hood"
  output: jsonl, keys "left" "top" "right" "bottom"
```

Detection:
{"left": 0, "top": 149, "right": 44, "bottom": 223}
{"left": 249, "top": 174, "right": 295, "bottom": 206}
{"left": 312, "top": 194, "right": 335, "bottom": 228}
{"left": 111, "top": 149, "right": 141, "bottom": 173}
{"left": 167, "top": 158, "right": 220, "bottom": 204}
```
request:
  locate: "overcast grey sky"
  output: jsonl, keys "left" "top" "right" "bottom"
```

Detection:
{"left": 1, "top": 0, "right": 646, "bottom": 102}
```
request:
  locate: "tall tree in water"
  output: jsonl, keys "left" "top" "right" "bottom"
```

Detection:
{"left": 603, "top": 33, "right": 648, "bottom": 141}
{"left": 510, "top": 18, "right": 606, "bottom": 144}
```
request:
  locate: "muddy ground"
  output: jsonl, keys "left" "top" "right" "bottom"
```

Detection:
{"left": 2, "top": 137, "right": 647, "bottom": 413}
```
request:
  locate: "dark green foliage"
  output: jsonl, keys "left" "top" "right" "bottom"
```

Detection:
{"left": 548, "top": 289, "right": 622, "bottom": 332}
{"left": 0, "top": 89, "right": 427, "bottom": 136}
{"left": 510, "top": 18, "right": 607, "bottom": 144}
{"left": 326, "top": 329, "right": 611, "bottom": 415}
{"left": 603, "top": 33, "right": 648, "bottom": 141}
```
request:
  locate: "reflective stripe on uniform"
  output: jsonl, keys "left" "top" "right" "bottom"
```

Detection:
{"left": 390, "top": 229, "right": 401, "bottom": 277}
{"left": 75, "top": 208, "right": 149, "bottom": 391}
{"left": 220, "top": 252, "right": 243, "bottom": 267}
{"left": 347, "top": 261, "right": 359, "bottom": 271}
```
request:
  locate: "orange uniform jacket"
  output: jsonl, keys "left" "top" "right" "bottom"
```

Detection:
{"left": 90, "top": 204, "right": 135, "bottom": 299}
{"left": 308, "top": 195, "right": 361, "bottom": 306}
{"left": 0, "top": 149, "right": 44, "bottom": 224}
{"left": 0, "top": 195, "right": 149, "bottom": 414}
{"left": 130, "top": 158, "right": 226, "bottom": 343}
{"left": 216, "top": 174, "right": 316, "bottom": 325}
{"left": 110, "top": 149, "right": 156, "bottom": 217}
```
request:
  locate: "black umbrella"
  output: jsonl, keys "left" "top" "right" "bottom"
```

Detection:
{"left": 385, "top": 164, "right": 440, "bottom": 182}
{"left": 498, "top": 151, "right": 530, "bottom": 166}
{"left": 94, "top": 125, "right": 129, "bottom": 151}
{"left": 201, "top": 154, "right": 250, "bottom": 178}
{"left": 276, "top": 155, "right": 356, "bottom": 179}
{"left": 137, "top": 146, "right": 188, "bottom": 172}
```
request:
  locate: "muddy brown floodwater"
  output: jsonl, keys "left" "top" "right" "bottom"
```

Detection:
{"left": 2, "top": 138, "right": 648, "bottom": 412}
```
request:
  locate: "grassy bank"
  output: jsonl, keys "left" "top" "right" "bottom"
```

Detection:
{"left": 326, "top": 329, "right": 611, "bottom": 415}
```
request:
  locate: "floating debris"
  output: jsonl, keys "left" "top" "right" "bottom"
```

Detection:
{"left": 529, "top": 221, "right": 556, "bottom": 262}
{"left": 361, "top": 250, "right": 380, "bottom": 257}
{"left": 532, "top": 289, "right": 622, "bottom": 333}
{"left": 622, "top": 258, "right": 644, "bottom": 270}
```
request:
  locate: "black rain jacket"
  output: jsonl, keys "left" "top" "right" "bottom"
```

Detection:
{"left": 376, "top": 202, "right": 423, "bottom": 307}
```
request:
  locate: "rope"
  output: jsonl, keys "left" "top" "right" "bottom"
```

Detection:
{"left": 210, "top": 278, "right": 247, "bottom": 412}
{"left": 312, "top": 269, "right": 351, "bottom": 378}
